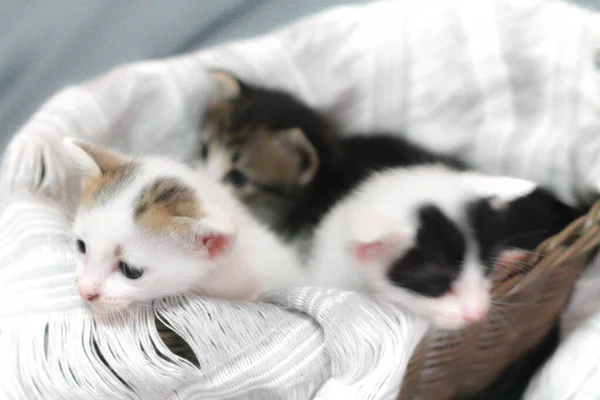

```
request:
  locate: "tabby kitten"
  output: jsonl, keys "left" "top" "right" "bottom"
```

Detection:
{"left": 199, "top": 71, "right": 461, "bottom": 239}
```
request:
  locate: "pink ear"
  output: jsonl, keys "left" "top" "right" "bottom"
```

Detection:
{"left": 349, "top": 232, "right": 406, "bottom": 265}
{"left": 194, "top": 233, "right": 231, "bottom": 260}
{"left": 345, "top": 205, "right": 413, "bottom": 266}
{"left": 172, "top": 204, "right": 237, "bottom": 260}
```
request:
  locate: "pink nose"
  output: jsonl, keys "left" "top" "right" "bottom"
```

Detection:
{"left": 461, "top": 301, "right": 488, "bottom": 322}
{"left": 76, "top": 277, "right": 100, "bottom": 302}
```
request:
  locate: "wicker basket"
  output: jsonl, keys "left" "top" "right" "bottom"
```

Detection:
{"left": 398, "top": 200, "right": 600, "bottom": 399}
{"left": 157, "top": 201, "right": 600, "bottom": 400}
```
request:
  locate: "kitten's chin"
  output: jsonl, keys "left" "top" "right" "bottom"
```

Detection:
{"left": 429, "top": 314, "right": 470, "bottom": 331}
{"left": 376, "top": 286, "right": 489, "bottom": 331}
{"left": 85, "top": 298, "right": 133, "bottom": 316}
{"left": 427, "top": 291, "right": 490, "bottom": 331}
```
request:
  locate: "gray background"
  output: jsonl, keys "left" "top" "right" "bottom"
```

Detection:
{"left": 0, "top": 0, "right": 598, "bottom": 154}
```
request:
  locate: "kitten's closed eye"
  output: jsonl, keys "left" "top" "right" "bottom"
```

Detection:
{"left": 76, "top": 239, "right": 86, "bottom": 254}
{"left": 225, "top": 169, "right": 248, "bottom": 188}
{"left": 200, "top": 143, "right": 209, "bottom": 160}
{"left": 119, "top": 260, "right": 143, "bottom": 280}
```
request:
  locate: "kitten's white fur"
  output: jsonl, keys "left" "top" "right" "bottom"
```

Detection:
{"left": 307, "top": 164, "right": 536, "bottom": 330}
{"left": 66, "top": 137, "right": 537, "bottom": 330}
{"left": 65, "top": 139, "right": 306, "bottom": 313}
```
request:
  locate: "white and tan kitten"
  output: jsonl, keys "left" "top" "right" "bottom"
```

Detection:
{"left": 63, "top": 138, "right": 306, "bottom": 313}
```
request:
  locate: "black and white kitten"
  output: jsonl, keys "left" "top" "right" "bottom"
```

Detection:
{"left": 306, "top": 164, "right": 579, "bottom": 330}
{"left": 199, "top": 71, "right": 581, "bottom": 330}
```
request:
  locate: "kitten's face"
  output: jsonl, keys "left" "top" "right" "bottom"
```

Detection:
{"left": 336, "top": 167, "right": 537, "bottom": 330}
{"left": 72, "top": 208, "right": 209, "bottom": 313}
{"left": 359, "top": 203, "right": 495, "bottom": 330}
{"left": 198, "top": 72, "right": 320, "bottom": 226}
{"left": 65, "top": 139, "right": 236, "bottom": 313}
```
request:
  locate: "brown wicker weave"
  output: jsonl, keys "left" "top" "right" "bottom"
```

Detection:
{"left": 398, "top": 200, "right": 600, "bottom": 400}
{"left": 156, "top": 201, "right": 600, "bottom": 400}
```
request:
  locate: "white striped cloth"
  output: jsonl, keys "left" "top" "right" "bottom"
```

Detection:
{"left": 525, "top": 306, "right": 600, "bottom": 400}
{"left": 3, "top": 0, "right": 600, "bottom": 207}
{"left": 1, "top": 0, "right": 600, "bottom": 398}
{"left": 0, "top": 191, "right": 427, "bottom": 399}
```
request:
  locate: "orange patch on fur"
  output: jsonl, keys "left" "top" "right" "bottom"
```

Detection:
{"left": 202, "top": 104, "right": 318, "bottom": 187}
{"left": 241, "top": 127, "right": 308, "bottom": 185}
{"left": 134, "top": 177, "right": 204, "bottom": 234}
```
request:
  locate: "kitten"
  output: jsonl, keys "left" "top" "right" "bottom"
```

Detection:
{"left": 63, "top": 138, "right": 306, "bottom": 313}
{"left": 200, "top": 71, "right": 339, "bottom": 231}
{"left": 307, "top": 164, "right": 578, "bottom": 330}
{"left": 199, "top": 72, "right": 581, "bottom": 330}
{"left": 199, "top": 71, "right": 463, "bottom": 239}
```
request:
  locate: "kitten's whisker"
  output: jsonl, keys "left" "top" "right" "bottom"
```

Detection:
{"left": 130, "top": 301, "right": 156, "bottom": 309}
{"left": 491, "top": 299, "right": 527, "bottom": 307}
{"left": 488, "top": 306, "right": 511, "bottom": 330}
{"left": 125, "top": 306, "right": 145, "bottom": 325}
{"left": 495, "top": 263, "right": 530, "bottom": 274}
{"left": 494, "top": 228, "right": 560, "bottom": 250}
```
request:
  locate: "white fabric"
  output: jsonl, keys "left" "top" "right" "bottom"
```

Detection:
{"left": 4, "top": 0, "right": 600, "bottom": 207}
{"left": 0, "top": 190, "right": 427, "bottom": 399}
{"left": 530, "top": 253, "right": 600, "bottom": 400}
{"left": 560, "top": 252, "right": 600, "bottom": 339}
{"left": 2, "top": 0, "right": 600, "bottom": 398}
{"left": 525, "top": 308, "right": 600, "bottom": 400}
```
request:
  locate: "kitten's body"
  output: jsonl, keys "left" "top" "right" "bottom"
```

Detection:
{"left": 200, "top": 72, "right": 464, "bottom": 242}
{"left": 307, "top": 164, "right": 582, "bottom": 329}
{"left": 201, "top": 72, "right": 340, "bottom": 231}
{"left": 65, "top": 139, "right": 305, "bottom": 312}
{"left": 308, "top": 165, "right": 516, "bottom": 328}
{"left": 200, "top": 72, "right": 582, "bottom": 330}
{"left": 282, "top": 134, "right": 466, "bottom": 240}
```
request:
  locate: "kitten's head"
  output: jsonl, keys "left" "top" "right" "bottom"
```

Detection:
{"left": 63, "top": 139, "right": 237, "bottom": 313}
{"left": 340, "top": 167, "right": 536, "bottom": 330}
{"left": 199, "top": 71, "right": 339, "bottom": 225}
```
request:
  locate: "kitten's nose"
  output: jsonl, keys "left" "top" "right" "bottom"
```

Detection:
{"left": 76, "top": 277, "right": 100, "bottom": 302}
{"left": 462, "top": 301, "right": 487, "bottom": 322}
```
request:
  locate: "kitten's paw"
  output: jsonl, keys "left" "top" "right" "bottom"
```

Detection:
{"left": 1, "top": 131, "right": 73, "bottom": 201}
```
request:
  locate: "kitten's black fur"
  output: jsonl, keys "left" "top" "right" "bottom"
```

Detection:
{"left": 210, "top": 75, "right": 465, "bottom": 238}
{"left": 387, "top": 189, "right": 583, "bottom": 300}
{"left": 230, "top": 79, "right": 342, "bottom": 175}
{"left": 215, "top": 75, "right": 584, "bottom": 276}
{"left": 389, "top": 191, "right": 579, "bottom": 400}
{"left": 207, "top": 75, "right": 585, "bottom": 398}
{"left": 206, "top": 75, "right": 585, "bottom": 399}
{"left": 280, "top": 133, "right": 466, "bottom": 238}
{"left": 459, "top": 189, "right": 582, "bottom": 400}
{"left": 388, "top": 204, "right": 466, "bottom": 297}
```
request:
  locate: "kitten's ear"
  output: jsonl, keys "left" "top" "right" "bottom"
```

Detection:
{"left": 462, "top": 172, "right": 536, "bottom": 208}
{"left": 274, "top": 127, "right": 319, "bottom": 185}
{"left": 345, "top": 206, "right": 414, "bottom": 266}
{"left": 208, "top": 71, "right": 242, "bottom": 103}
{"left": 63, "top": 138, "right": 129, "bottom": 178}
{"left": 173, "top": 202, "right": 237, "bottom": 260}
